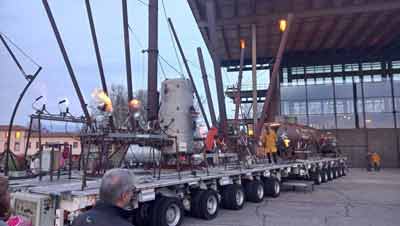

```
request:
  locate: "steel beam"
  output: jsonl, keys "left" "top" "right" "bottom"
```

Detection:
{"left": 256, "top": 13, "right": 294, "bottom": 139}
{"left": 197, "top": 47, "right": 217, "bottom": 127}
{"left": 206, "top": 0, "right": 228, "bottom": 136}
{"left": 168, "top": 18, "right": 210, "bottom": 129}
{"left": 234, "top": 44, "right": 245, "bottom": 127}
{"left": 42, "top": 0, "right": 91, "bottom": 123}
{"left": 122, "top": 0, "right": 135, "bottom": 130}
{"left": 147, "top": 0, "right": 159, "bottom": 121}
{"left": 197, "top": 1, "right": 400, "bottom": 28}
{"left": 251, "top": 24, "right": 257, "bottom": 129}
{"left": 85, "top": 0, "right": 114, "bottom": 130}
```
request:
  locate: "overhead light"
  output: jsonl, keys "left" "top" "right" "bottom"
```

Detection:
{"left": 279, "top": 19, "right": 287, "bottom": 32}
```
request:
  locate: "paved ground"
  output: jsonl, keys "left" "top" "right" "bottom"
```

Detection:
{"left": 183, "top": 168, "right": 400, "bottom": 226}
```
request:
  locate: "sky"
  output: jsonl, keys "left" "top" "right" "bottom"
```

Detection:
{"left": 0, "top": 0, "right": 267, "bottom": 128}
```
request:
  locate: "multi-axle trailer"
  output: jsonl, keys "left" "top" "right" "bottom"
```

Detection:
{"left": 9, "top": 156, "right": 347, "bottom": 226}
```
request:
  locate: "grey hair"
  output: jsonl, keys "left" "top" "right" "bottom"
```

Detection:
{"left": 99, "top": 169, "right": 136, "bottom": 205}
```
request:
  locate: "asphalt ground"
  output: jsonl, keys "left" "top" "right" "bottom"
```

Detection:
{"left": 183, "top": 168, "right": 400, "bottom": 226}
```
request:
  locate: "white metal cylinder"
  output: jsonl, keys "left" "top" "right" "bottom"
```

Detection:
{"left": 159, "top": 79, "right": 195, "bottom": 154}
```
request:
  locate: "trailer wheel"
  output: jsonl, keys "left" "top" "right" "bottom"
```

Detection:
{"left": 321, "top": 169, "right": 328, "bottom": 183}
{"left": 263, "top": 177, "right": 280, "bottom": 198}
{"left": 327, "top": 168, "right": 334, "bottom": 181}
{"left": 190, "top": 190, "right": 204, "bottom": 218}
{"left": 152, "top": 197, "right": 183, "bottom": 226}
{"left": 244, "top": 180, "right": 264, "bottom": 203}
{"left": 332, "top": 167, "right": 338, "bottom": 179}
{"left": 341, "top": 166, "right": 347, "bottom": 176}
{"left": 313, "top": 170, "right": 322, "bottom": 185}
{"left": 221, "top": 184, "right": 245, "bottom": 210}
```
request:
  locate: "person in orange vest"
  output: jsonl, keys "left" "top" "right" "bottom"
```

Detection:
{"left": 367, "top": 151, "right": 381, "bottom": 171}
{"left": 261, "top": 126, "right": 278, "bottom": 164}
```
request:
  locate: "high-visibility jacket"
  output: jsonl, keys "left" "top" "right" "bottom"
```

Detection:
{"left": 371, "top": 153, "right": 381, "bottom": 164}
{"left": 261, "top": 130, "right": 277, "bottom": 154}
{"left": 205, "top": 127, "right": 218, "bottom": 152}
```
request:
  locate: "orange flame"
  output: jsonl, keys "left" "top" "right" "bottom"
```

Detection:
{"left": 128, "top": 98, "right": 141, "bottom": 110}
{"left": 240, "top": 39, "right": 245, "bottom": 49}
{"left": 279, "top": 19, "right": 287, "bottom": 32}
{"left": 92, "top": 89, "right": 113, "bottom": 112}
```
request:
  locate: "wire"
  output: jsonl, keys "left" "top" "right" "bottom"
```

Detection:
{"left": 159, "top": 54, "right": 184, "bottom": 76}
{"left": 158, "top": 57, "right": 167, "bottom": 80}
{"left": 0, "top": 32, "right": 41, "bottom": 67}
{"left": 161, "top": 0, "right": 184, "bottom": 78}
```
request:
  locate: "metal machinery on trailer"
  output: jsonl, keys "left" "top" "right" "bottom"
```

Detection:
{"left": 9, "top": 157, "right": 347, "bottom": 226}
{"left": 7, "top": 78, "right": 347, "bottom": 226}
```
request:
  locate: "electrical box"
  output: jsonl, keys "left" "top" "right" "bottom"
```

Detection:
{"left": 11, "top": 192, "right": 55, "bottom": 226}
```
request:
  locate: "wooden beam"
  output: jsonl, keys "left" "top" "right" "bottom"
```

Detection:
{"left": 344, "top": 13, "right": 378, "bottom": 49}
{"left": 197, "top": 1, "right": 400, "bottom": 28}
{"left": 331, "top": 14, "right": 359, "bottom": 49}
{"left": 357, "top": 12, "right": 392, "bottom": 47}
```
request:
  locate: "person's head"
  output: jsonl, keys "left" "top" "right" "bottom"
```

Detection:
{"left": 99, "top": 169, "right": 136, "bottom": 209}
{"left": 0, "top": 175, "right": 11, "bottom": 220}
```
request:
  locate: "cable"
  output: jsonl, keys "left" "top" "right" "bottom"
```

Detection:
{"left": 0, "top": 32, "right": 41, "bottom": 67}
{"left": 161, "top": 0, "right": 184, "bottom": 77}
{"left": 159, "top": 54, "right": 184, "bottom": 76}
{"left": 158, "top": 57, "right": 167, "bottom": 80}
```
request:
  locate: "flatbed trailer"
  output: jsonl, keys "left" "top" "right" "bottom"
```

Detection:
{"left": 9, "top": 156, "right": 347, "bottom": 226}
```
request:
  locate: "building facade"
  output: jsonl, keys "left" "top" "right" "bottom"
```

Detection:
{"left": 0, "top": 125, "right": 81, "bottom": 156}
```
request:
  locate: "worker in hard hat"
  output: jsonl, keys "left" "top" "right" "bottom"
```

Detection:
{"left": 261, "top": 126, "right": 278, "bottom": 164}
{"left": 367, "top": 151, "right": 381, "bottom": 171}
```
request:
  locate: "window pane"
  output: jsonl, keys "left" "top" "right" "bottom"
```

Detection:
{"left": 337, "top": 114, "right": 355, "bottom": 129}
{"left": 394, "top": 80, "right": 400, "bottom": 96}
{"left": 308, "top": 84, "right": 333, "bottom": 100}
{"left": 309, "top": 101, "right": 322, "bottom": 114}
{"left": 364, "top": 80, "right": 392, "bottom": 97}
{"left": 396, "top": 97, "right": 400, "bottom": 111}
{"left": 365, "top": 113, "right": 394, "bottom": 128}
{"left": 309, "top": 115, "right": 335, "bottom": 129}
{"left": 281, "top": 86, "right": 306, "bottom": 101}
{"left": 335, "top": 83, "right": 354, "bottom": 98}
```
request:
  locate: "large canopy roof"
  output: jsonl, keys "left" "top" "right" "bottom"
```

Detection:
{"left": 188, "top": 0, "right": 400, "bottom": 68}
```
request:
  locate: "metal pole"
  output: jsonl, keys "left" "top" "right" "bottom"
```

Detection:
{"left": 388, "top": 61, "right": 400, "bottom": 166}
{"left": 38, "top": 113, "right": 43, "bottom": 181}
{"left": 0, "top": 34, "right": 27, "bottom": 76}
{"left": 4, "top": 67, "right": 41, "bottom": 176}
{"left": 251, "top": 24, "right": 258, "bottom": 130}
{"left": 168, "top": 18, "right": 210, "bottom": 129}
{"left": 197, "top": 47, "right": 217, "bottom": 127}
{"left": 205, "top": 0, "right": 228, "bottom": 137}
{"left": 42, "top": 0, "right": 91, "bottom": 123}
{"left": 85, "top": 0, "right": 114, "bottom": 130}
{"left": 256, "top": 13, "right": 294, "bottom": 138}
{"left": 234, "top": 43, "right": 246, "bottom": 129}
{"left": 147, "top": 0, "right": 159, "bottom": 121}
{"left": 68, "top": 144, "right": 72, "bottom": 179}
{"left": 122, "top": 0, "right": 136, "bottom": 130}
{"left": 23, "top": 116, "right": 33, "bottom": 169}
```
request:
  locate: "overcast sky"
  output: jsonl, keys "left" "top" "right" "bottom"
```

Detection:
{"left": 0, "top": 0, "right": 265, "bottom": 127}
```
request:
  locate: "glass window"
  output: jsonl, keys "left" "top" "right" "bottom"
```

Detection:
{"left": 308, "top": 84, "right": 333, "bottom": 100}
{"left": 36, "top": 142, "right": 39, "bottom": 149}
{"left": 15, "top": 142, "right": 20, "bottom": 152}
{"left": 281, "top": 86, "right": 306, "bottom": 101}
{"left": 309, "top": 101, "right": 322, "bottom": 114}
{"left": 28, "top": 142, "right": 31, "bottom": 148}
{"left": 309, "top": 115, "right": 335, "bottom": 129}
{"left": 292, "top": 102, "right": 307, "bottom": 115}
{"left": 73, "top": 142, "right": 78, "bottom": 148}
{"left": 323, "top": 101, "right": 335, "bottom": 114}
{"left": 365, "top": 113, "right": 394, "bottom": 128}
{"left": 364, "top": 80, "right": 392, "bottom": 97}
{"left": 364, "top": 97, "right": 392, "bottom": 113}
{"left": 334, "top": 77, "right": 344, "bottom": 84}
{"left": 337, "top": 114, "right": 356, "bottom": 129}
{"left": 335, "top": 83, "right": 354, "bottom": 99}
{"left": 394, "top": 80, "right": 400, "bottom": 96}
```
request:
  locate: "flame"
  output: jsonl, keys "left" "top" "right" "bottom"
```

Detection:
{"left": 240, "top": 39, "right": 245, "bottom": 49}
{"left": 129, "top": 98, "right": 141, "bottom": 110}
{"left": 92, "top": 89, "right": 113, "bottom": 112}
{"left": 279, "top": 19, "right": 287, "bottom": 32}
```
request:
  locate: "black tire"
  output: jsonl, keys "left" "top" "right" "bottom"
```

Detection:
{"left": 190, "top": 190, "right": 204, "bottom": 218}
{"left": 313, "top": 170, "right": 322, "bottom": 185}
{"left": 341, "top": 166, "right": 347, "bottom": 176}
{"left": 263, "top": 177, "right": 280, "bottom": 198}
{"left": 244, "top": 180, "right": 265, "bottom": 203}
{"left": 221, "top": 184, "right": 245, "bottom": 210}
{"left": 133, "top": 202, "right": 153, "bottom": 226}
{"left": 332, "top": 167, "right": 338, "bottom": 179}
{"left": 327, "top": 168, "right": 334, "bottom": 181}
{"left": 192, "top": 190, "right": 219, "bottom": 220}
{"left": 151, "top": 197, "right": 183, "bottom": 226}
{"left": 321, "top": 169, "right": 328, "bottom": 183}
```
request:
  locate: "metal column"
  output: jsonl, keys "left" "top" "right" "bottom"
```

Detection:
{"left": 85, "top": 0, "right": 114, "bottom": 129}
{"left": 197, "top": 47, "right": 217, "bottom": 127}
{"left": 205, "top": 0, "right": 227, "bottom": 136}
{"left": 122, "top": 0, "right": 135, "bottom": 130}
{"left": 256, "top": 14, "right": 294, "bottom": 138}
{"left": 234, "top": 42, "right": 246, "bottom": 128}
{"left": 147, "top": 0, "right": 159, "bottom": 121}
{"left": 251, "top": 24, "right": 258, "bottom": 129}
{"left": 168, "top": 18, "right": 210, "bottom": 129}
{"left": 42, "top": 0, "right": 91, "bottom": 123}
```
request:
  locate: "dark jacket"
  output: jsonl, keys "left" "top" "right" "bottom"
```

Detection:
{"left": 71, "top": 201, "right": 133, "bottom": 226}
